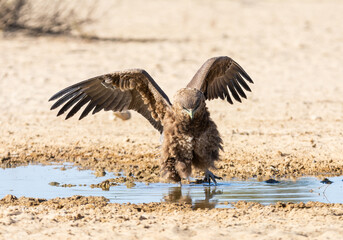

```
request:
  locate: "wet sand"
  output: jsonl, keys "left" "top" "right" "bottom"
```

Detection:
{"left": 1, "top": 0, "right": 343, "bottom": 239}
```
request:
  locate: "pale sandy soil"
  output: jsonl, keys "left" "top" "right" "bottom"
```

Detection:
{"left": 0, "top": 196, "right": 343, "bottom": 240}
{"left": 0, "top": 0, "right": 343, "bottom": 239}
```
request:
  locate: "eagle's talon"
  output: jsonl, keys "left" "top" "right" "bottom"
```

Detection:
{"left": 204, "top": 170, "right": 222, "bottom": 185}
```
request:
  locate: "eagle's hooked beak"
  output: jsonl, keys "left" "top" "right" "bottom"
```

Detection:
{"left": 184, "top": 108, "right": 194, "bottom": 119}
{"left": 183, "top": 106, "right": 197, "bottom": 120}
{"left": 187, "top": 109, "right": 194, "bottom": 119}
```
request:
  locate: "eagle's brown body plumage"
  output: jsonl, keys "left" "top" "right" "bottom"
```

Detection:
{"left": 49, "top": 56, "right": 253, "bottom": 184}
{"left": 161, "top": 89, "right": 223, "bottom": 182}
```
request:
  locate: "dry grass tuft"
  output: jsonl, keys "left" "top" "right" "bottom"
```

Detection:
{"left": 0, "top": 0, "right": 98, "bottom": 35}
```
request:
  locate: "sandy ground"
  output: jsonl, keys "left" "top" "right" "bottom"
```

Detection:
{"left": 1, "top": 196, "right": 343, "bottom": 240}
{"left": 1, "top": 0, "right": 343, "bottom": 239}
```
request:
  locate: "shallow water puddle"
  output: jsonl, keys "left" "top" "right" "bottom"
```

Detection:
{"left": 0, "top": 164, "right": 342, "bottom": 208}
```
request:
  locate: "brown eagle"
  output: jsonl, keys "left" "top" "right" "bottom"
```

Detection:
{"left": 49, "top": 56, "right": 253, "bottom": 184}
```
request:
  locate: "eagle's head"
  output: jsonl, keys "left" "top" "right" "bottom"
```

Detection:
{"left": 173, "top": 88, "right": 205, "bottom": 120}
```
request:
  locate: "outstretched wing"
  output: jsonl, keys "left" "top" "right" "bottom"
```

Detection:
{"left": 186, "top": 56, "right": 253, "bottom": 104}
{"left": 49, "top": 69, "right": 171, "bottom": 133}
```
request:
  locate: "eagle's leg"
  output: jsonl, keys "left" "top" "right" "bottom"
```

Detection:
{"left": 204, "top": 170, "right": 222, "bottom": 185}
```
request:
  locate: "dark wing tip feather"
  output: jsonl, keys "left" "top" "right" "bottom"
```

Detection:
{"left": 236, "top": 74, "right": 252, "bottom": 92}
{"left": 234, "top": 61, "right": 254, "bottom": 84}
{"left": 78, "top": 101, "right": 97, "bottom": 120}
{"left": 188, "top": 56, "right": 253, "bottom": 104}
{"left": 50, "top": 88, "right": 80, "bottom": 110}
{"left": 232, "top": 79, "right": 247, "bottom": 99}
{"left": 56, "top": 92, "right": 85, "bottom": 117}
{"left": 49, "top": 86, "right": 74, "bottom": 102}
{"left": 65, "top": 96, "right": 91, "bottom": 120}
{"left": 226, "top": 94, "right": 233, "bottom": 104}
{"left": 49, "top": 79, "right": 94, "bottom": 102}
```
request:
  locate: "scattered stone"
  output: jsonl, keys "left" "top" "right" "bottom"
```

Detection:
{"left": 90, "top": 179, "right": 118, "bottom": 190}
{"left": 125, "top": 181, "right": 136, "bottom": 188}
{"left": 320, "top": 178, "right": 333, "bottom": 184}
{"left": 265, "top": 179, "right": 280, "bottom": 184}
{"left": 49, "top": 182, "right": 60, "bottom": 187}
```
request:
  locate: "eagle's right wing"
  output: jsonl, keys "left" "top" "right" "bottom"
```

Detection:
{"left": 49, "top": 69, "right": 172, "bottom": 133}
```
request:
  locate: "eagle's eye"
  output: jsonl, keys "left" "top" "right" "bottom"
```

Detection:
{"left": 193, "top": 102, "right": 200, "bottom": 111}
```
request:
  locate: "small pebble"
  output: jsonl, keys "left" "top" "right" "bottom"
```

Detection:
{"left": 320, "top": 178, "right": 333, "bottom": 184}
{"left": 265, "top": 179, "right": 280, "bottom": 184}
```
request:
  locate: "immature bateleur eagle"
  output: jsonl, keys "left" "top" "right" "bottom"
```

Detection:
{"left": 49, "top": 56, "right": 253, "bottom": 184}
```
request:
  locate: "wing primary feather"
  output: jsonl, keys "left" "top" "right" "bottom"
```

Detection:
{"left": 57, "top": 92, "right": 86, "bottom": 117}
{"left": 49, "top": 87, "right": 75, "bottom": 102}
{"left": 219, "top": 78, "right": 229, "bottom": 100}
{"left": 218, "top": 87, "right": 225, "bottom": 100}
{"left": 81, "top": 85, "right": 122, "bottom": 118}
{"left": 236, "top": 74, "right": 252, "bottom": 92}
{"left": 49, "top": 79, "right": 96, "bottom": 101}
{"left": 232, "top": 79, "right": 247, "bottom": 99}
{"left": 65, "top": 95, "right": 91, "bottom": 120}
{"left": 49, "top": 86, "right": 78, "bottom": 102}
{"left": 226, "top": 91, "right": 233, "bottom": 104}
{"left": 50, "top": 88, "right": 80, "bottom": 110}
{"left": 212, "top": 80, "right": 222, "bottom": 100}
{"left": 234, "top": 62, "right": 253, "bottom": 83}
{"left": 215, "top": 78, "right": 225, "bottom": 100}
{"left": 92, "top": 90, "right": 113, "bottom": 114}
{"left": 79, "top": 101, "right": 97, "bottom": 120}
{"left": 88, "top": 90, "right": 112, "bottom": 115}
{"left": 227, "top": 80, "right": 241, "bottom": 103}
{"left": 62, "top": 83, "right": 106, "bottom": 120}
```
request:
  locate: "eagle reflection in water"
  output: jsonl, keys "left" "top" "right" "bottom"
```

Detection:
{"left": 163, "top": 186, "right": 224, "bottom": 209}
